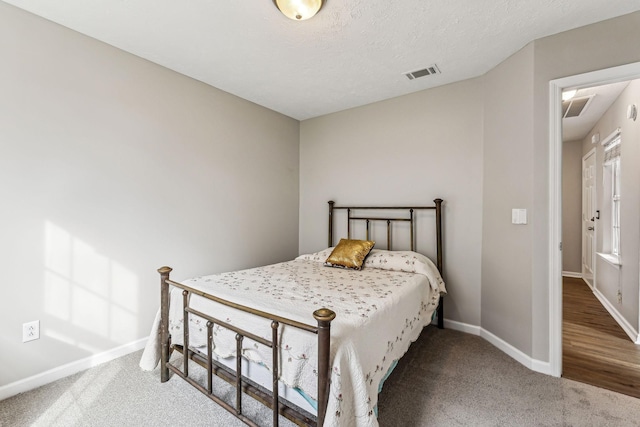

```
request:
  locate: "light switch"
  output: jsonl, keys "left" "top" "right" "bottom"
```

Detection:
{"left": 512, "top": 209, "right": 527, "bottom": 225}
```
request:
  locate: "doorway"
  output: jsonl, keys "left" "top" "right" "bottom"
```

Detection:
{"left": 549, "top": 61, "right": 640, "bottom": 378}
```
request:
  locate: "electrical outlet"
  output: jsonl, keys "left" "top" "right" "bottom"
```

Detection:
{"left": 22, "top": 320, "right": 40, "bottom": 343}
{"left": 617, "top": 291, "right": 623, "bottom": 304}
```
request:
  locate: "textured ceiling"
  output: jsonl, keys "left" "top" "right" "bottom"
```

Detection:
{"left": 3, "top": 0, "right": 640, "bottom": 120}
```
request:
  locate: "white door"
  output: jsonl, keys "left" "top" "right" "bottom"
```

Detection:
{"left": 582, "top": 149, "right": 596, "bottom": 287}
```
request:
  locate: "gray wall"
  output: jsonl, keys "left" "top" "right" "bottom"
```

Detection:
{"left": 562, "top": 140, "right": 584, "bottom": 275}
{"left": 481, "top": 44, "right": 535, "bottom": 355}
{"left": 0, "top": 3, "right": 300, "bottom": 387}
{"left": 299, "top": 79, "right": 484, "bottom": 327}
{"left": 584, "top": 80, "right": 640, "bottom": 331}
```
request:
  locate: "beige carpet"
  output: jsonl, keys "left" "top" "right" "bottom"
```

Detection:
{"left": 2, "top": 327, "right": 640, "bottom": 426}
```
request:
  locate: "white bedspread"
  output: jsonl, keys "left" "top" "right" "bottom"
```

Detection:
{"left": 140, "top": 249, "right": 445, "bottom": 427}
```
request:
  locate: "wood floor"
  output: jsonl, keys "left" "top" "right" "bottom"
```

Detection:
{"left": 562, "top": 276, "right": 640, "bottom": 398}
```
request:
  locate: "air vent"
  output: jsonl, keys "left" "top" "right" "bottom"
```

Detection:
{"left": 562, "top": 95, "right": 594, "bottom": 118}
{"left": 404, "top": 64, "right": 440, "bottom": 80}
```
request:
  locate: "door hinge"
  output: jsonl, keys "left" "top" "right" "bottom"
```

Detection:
{"left": 559, "top": 242, "right": 563, "bottom": 251}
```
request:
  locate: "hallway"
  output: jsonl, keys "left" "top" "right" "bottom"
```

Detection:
{"left": 563, "top": 276, "right": 640, "bottom": 398}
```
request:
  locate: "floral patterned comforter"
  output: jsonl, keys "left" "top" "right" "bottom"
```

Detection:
{"left": 140, "top": 249, "right": 445, "bottom": 427}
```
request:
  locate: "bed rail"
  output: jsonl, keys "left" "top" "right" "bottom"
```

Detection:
{"left": 158, "top": 266, "right": 335, "bottom": 427}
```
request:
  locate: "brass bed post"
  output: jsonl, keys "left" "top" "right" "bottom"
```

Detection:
{"left": 158, "top": 266, "right": 173, "bottom": 383}
{"left": 314, "top": 308, "right": 336, "bottom": 427}
{"left": 183, "top": 290, "right": 190, "bottom": 377}
{"left": 207, "top": 321, "right": 213, "bottom": 393}
{"left": 235, "top": 333, "right": 244, "bottom": 417}
{"left": 271, "top": 321, "right": 280, "bottom": 427}
{"left": 434, "top": 198, "right": 444, "bottom": 329}
{"left": 328, "top": 201, "right": 335, "bottom": 248}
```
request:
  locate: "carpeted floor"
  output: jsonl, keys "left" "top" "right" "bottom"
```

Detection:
{"left": 377, "top": 327, "right": 640, "bottom": 426}
{"left": 2, "top": 327, "right": 640, "bottom": 426}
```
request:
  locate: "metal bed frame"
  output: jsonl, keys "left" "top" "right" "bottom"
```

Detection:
{"left": 157, "top": 198, "right": 444, "bottom": 426}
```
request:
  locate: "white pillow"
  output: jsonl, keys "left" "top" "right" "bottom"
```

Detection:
{"left": 295, "top": 247, "right": 334, "bottom": 263}
{"left": 363, "top": 249, "right": 446, "bottom": 294}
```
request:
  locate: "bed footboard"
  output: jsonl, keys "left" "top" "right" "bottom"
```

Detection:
{"left": 158, "top": 266, "right": 335, "bottom": 427}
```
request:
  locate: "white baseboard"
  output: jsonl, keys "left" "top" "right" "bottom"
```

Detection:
{"left": 1, "top": 320, "right": 557, "bottom": 403}
{"left": 444, "top": 319, "right": 553, "bottom": 376}
{"left": 531, "top": 358, "right": 553, "bottom": 374}
{"left": 0, "top": 337, "right": 148, "bottom": 401}
{"left": 443, "top": 319, "right": 481, "bottom": 335}
{"left": 562, "top": 271, "right": 582, "bottom": 278}
{"left": 480, "top": 328, "right": 553, "bottom": 375}
{"left": 592, "top": 288, "right": 640, "bottom": 344}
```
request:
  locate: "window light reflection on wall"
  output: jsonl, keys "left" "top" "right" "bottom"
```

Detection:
{"left": 43, "top": 220, "right": 140, "bottom": 349}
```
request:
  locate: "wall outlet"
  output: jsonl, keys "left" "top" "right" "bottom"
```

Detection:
{"left": 23, "top": 320, "right": 40, "bottom": 343}
{"left": 617, "top": 290, "right": 622, "bottom": 304}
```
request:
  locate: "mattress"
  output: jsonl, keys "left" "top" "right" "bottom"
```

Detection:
{"left": 141, "top": 248, "right": 446, "bottom": 427}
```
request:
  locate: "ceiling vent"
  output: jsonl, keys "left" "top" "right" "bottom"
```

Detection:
{"left": 404, "top": 64, "right": 440, "bottom": 80}
{"left": 562, "top": 95, "right": 595, "bottom": 118}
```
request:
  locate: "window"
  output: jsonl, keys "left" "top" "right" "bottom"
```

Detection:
{"left": 603, "top": 133, "right": 621, "bottom": 258}
{"left": 610, "top": 156, "right": 621, "bottom": 255}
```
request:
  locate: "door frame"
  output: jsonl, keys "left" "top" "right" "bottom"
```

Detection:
{"left": 548, "top": 61, "right": 640, "bottom": 377}
{"left": 581, "top": 147, "right": 596, "bottom": 289}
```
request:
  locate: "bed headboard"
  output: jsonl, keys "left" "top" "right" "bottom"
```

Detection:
{"left": 328, "top": 198, "right": 443, "bottom": 271}
{"left": 328, "top": 198, "right": 445, "bottom": 327}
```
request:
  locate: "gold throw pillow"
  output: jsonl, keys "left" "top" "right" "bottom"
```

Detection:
{"left": 325, "top": 238, "right": 375, "bottom": 270}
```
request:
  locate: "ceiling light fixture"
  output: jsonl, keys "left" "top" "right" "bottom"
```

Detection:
{"left": 273, "top": 0, "right": 323, "bottom": 21}
{"left": 562, "top": 89, "right": 577, "bottom": 101}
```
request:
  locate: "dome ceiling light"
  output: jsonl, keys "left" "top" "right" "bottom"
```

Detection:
{"left": 273, "top": 0, "right": 324, "bottom": 21}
